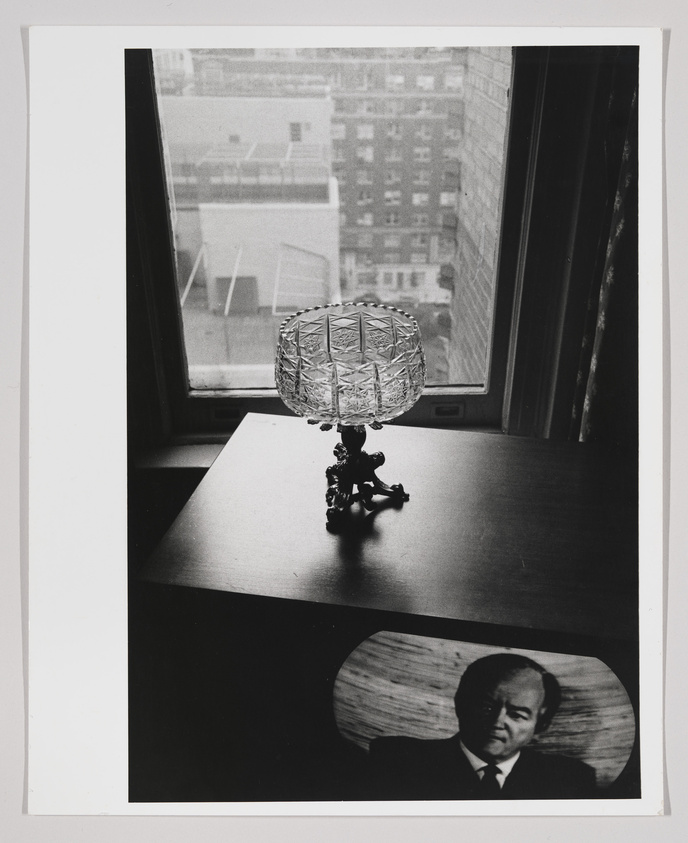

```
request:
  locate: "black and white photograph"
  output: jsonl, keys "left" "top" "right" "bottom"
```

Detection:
{"left": 126, "top": 38, "right": 644, "bottom": 805}
{"left": 21, "top": 23, "right": 668, "bottom": 823}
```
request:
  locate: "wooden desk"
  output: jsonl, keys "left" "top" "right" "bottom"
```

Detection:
{"left": 142, "top": 412, "right": 637, "bottom": 644}
{"left": 132, "top": 413, "right": 638, "bottom": 801}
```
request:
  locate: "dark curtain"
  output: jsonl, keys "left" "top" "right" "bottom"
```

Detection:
{"left": 570, "top": 75, "right": 639, "bottom": 449}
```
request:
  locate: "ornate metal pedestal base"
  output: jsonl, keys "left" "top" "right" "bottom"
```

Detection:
{"left": 324, "top": 424, "right": 409, "bottom": 528}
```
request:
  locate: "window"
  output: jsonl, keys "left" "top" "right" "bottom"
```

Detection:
{"left": 386, "top": 122, "right": 402, "bottom": 140}
{"left": 356, "top": 169, "right": 372, "bottom": 184}
{"left": 385, "top": 169, "right": 401, "bottom": 185}
{"left": 411, "top": 252, "right": 428, "bottom": 264}
{"left": 443, "top": 147, "right": 461, "bottom": 161}
{"left": 416, "top": 124, "right": 433, "bottom": 141}
{"left": 444, "top": 71, "right": 463, "bottom": 91}
{"left": 411, "top": 233, "right": 428, "bottom": 248}
{"left": 382, "top": 272, "right": 394, "bottom": 286}
{"left": 440, "top": 191, "right": 457, "bottom": 206}
{"left": 383, "top": 233, "right": 401, "bottom": 248}
{"left": 413, "top": 169, "right": 431, "bottom": 185}
{"left": 384, "top": 190, "right": 401, "bottom": 205}
{"left": 357, "top": 123, "right": 374, "bottom": 140}
{"left": 357, "top": 212, "right": 374, "bottom": 226}
{"left": 384, "top": 252, "right": 401, "bottom": 263}
{"left": 356, "top": 99, "right": 375, "bottom": 115}
{"left": 416, "top": 74, "right": 435, "bottom": 91}
{"left": 135, "top": 45, "right": 633, "bottom": 435}
{"left": 356, "top": 145, "right": 374, "bottom": 163}
{"left": 412, "top": 192, "right": 429, "bottom": 206}
{"left": 384, "top": 100, "right": 404, "bottom": 116}
{"left": 358, "top": 233, "right": 373, "bottom": 247}
{"left": 357, "top": 189, "right": 373, "bottom": 205}
{"left": 386, "top": 74, "right": 405, "bottom": 90}
{"left": 331, "top": 122, "right": 346, "bottom": 140}
{"left": 289, "top": 122, "right": 302, "bottom": 142}
{"left": 385, "top": 146, "right": 403, "bottom": 163}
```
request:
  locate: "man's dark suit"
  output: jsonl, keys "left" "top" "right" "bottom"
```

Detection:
{"left": 367, "top": 734, "right": 597, "bottom": 800}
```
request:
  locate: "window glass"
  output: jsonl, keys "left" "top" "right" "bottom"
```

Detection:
{"left": 153, "top": 46, "right": 512, "bottom": 390}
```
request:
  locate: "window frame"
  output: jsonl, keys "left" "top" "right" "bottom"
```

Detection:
{"left": 127, "top": 46, "right": 637, "bottom": 442}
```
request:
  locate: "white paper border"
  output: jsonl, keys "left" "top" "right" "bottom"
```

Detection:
{"left": 27, "top": 25, "right": 664, "bottom": 816}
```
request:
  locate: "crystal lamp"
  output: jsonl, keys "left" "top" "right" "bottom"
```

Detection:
{"left": 275, "top": 302, "right": 426, "bottom": 527}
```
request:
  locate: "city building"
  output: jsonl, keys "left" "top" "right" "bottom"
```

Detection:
{"left": 186, "top": 47, "right": 467, "bottom": 307}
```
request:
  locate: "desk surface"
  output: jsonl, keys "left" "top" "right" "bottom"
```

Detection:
{"left": 141, "top": 413, "right": 637, "bottom": 642}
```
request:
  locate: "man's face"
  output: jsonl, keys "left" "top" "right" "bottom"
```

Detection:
{"left": 459, "top": 668, "right": 546, "bottom": 763}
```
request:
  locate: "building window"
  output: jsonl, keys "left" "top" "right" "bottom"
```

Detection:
{"left": 384, "top": 100, "right": 404, "bottom": 116}
{"left": 412, "top": 192, "right": 430, "bottom": 206}
{"left": 413, "top": 169, "right": 431, "bottom": 185}
{"left": 412, "top": 213, "right": 430, "bottom": 226}
{"left": 356, "top": 145, "right": 374, "bottom": 163}
{"left": 357, "top": 189, "right": 373, "bottom": 205}
{"left": 411, "top": 233, "right": 429, "bottom": 248}
{"left": 444, "top": 126, "right": 462, "bottom": 141}
{"left": 416, "top": 124, "right": 433, "bottom": 141}
{"left": 384, "top": 190, "right": 401, "bottom": 205}
{"left": 416, "top": 100, "right": 433, "bottom": 116}
{"left": 413, "top": 146, "right": 432, "bottom": 162}
{"left": 331, "top": 122, "right": 346, "bottom": 140}
{"left": 384, "top": 252, "right": 401, "bottom": 264}
{"left": 386, "top": 122, "right": 402, "bottom": 139}
{"left": 382, "top": 272, "right": 394, "bottom": 286}
{"left": 383, "top": 233, "right": 401, "bottom": 248}
{"left": 444, "top": 71, "right": 464, "bottom": 91}
{"left": 358, "top": 233, "right": 373, "bottom": 247}
{"left": 357, "top": 123, "right": 374, "bottom": 140}
{"left": 416, "top": 74, "right": 435, "bottom": 91}
{"left": 289, "top": 122, "right": 302, "bottom": 142}
{"left": 385, "top": 169, "right": 402, "bottom": 185}
{"left": 357, "top": 212, "right": 374, "bottom": 226}
{"left": 443, "top": 147, "right": 461, "bottom": 161}
{"left": 339, "top": 212, "right": 347, "bottom": 226}
{"left": 356, "top": 99, "right": 375, "bottom": 115}
{"left": 386, "top": 74, "right": 405, "bottom": 90}
{"left": 332, "top": 142, "right": 345, "bottom": 162}
{"left": 384, "top": 212, "right": 400, "bottom": 226}
{"left": 385, "top": 146, "right": 403, "bottom": 163}
{"left": 411, "top": 252, "right": 428, "bottom": 264}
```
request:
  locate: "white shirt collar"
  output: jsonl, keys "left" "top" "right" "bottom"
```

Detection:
{"left": 459, "top": 739, "right": 521, "bottom": 785}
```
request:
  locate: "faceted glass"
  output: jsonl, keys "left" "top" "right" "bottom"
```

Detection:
{"left": 275, "top": 302, "right": 426, "bottom": 425}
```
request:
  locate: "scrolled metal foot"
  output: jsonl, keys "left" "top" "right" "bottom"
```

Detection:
{"left": 324, "top": 424, "right": 409, "bottom": 528}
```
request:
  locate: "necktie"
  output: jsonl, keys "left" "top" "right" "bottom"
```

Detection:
{"left": 477, "top": 763, "right": 502, "bottom": 798}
